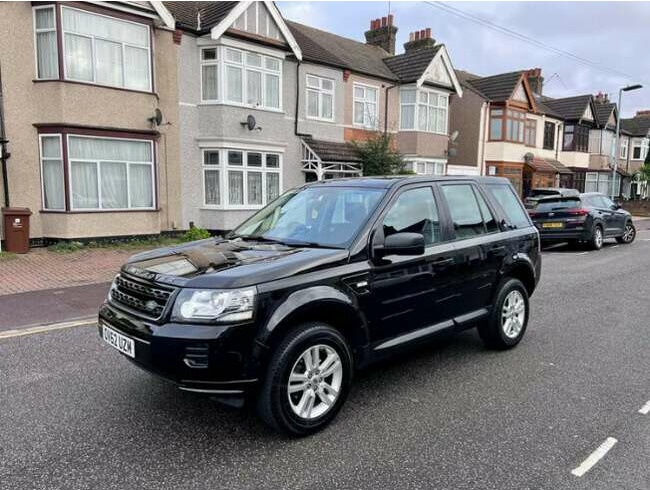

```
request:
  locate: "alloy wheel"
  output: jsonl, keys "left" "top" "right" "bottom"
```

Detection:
{"left": 595, "top": 227, "right": 603, "bottom": 248}
{"left": 622, "top": 224, "right": 635, "bottom": 243}
{"left": 501, "top": 290, "right": 526, "bottom": 339}
{"left": 287, "top": 344, "right": 343, "bottom": 420}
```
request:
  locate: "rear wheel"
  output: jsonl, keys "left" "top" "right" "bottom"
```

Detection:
{"left": 478, "top": 278, "right": 529, "bottom": 350}
{"left": 587, "top": 224, "right": 603, "bottom": 250}
{"left": 616, "top": 222, "right": 636, "bottom": 244}
{"left": 256, "top": 323, "right": 353, "bottom": 436}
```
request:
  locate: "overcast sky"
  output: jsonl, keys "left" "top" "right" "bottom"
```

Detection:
{"left": 277, "top": 1, "right": 650, "bottom": 118}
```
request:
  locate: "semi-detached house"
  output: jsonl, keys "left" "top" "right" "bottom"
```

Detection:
{"left": 164, "top": 1, "right": 463, "bottom": 233}
{"left": 0, "top": 1, "right": 181, "bottom": 246}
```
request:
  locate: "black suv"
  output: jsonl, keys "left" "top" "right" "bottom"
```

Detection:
{"left": 99, "top": 176, "right": 541, "bottom": 435}
{"left": 527, "top": 192, "right": 636, "bottom": 249}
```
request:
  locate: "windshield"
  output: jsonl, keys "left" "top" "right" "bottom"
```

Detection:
{"left": 230, "top": 186, "right": 386, "bottom": 248}
{"left": 530, "top": 198, "right": 581, "bottom": 212}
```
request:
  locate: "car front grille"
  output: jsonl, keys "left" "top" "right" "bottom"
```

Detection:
{"left": 109, "top": 273, "right": 176, "bottom": 320}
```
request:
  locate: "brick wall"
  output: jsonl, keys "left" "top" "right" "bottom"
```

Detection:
{"left": 622, "top": 200, "right": 650, "bottom": 216}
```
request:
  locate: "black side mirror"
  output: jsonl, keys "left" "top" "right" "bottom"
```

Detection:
{"left": 612, "top": 203, "right": 621, "bottom": 210}
{"left": 375, "top": 232, "right": 425, "bottom": 258}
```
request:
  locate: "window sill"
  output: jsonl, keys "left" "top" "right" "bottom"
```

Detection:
{"left": 40, "top": 208, "right": 160, "bottom": 214}
{"left": 33, "top": 79, "right": 157, "bottom": 97}
{"left": 399, "top": 129, "right": 448, "bottom": 136}
{"left": 198, "top": 101, "right": 284, "bottom": 114}
{"left": 305, "top": 116, "right": 336, "bottom": 124}
{"left": 200, "top": 206, "right": 264, "bottom": 211}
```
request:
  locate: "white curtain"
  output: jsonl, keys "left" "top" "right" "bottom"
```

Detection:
{"left": 307, "top": 90, "right": 319, "bottom": 117}
{"left": 418, "top": 104, "right": 428, "bottom": 131}
{"left": 246, "top": 69, "right": 262, "bottom": 105}
{"left": 265, "top": 73, "right": 279, "bottom": 108}
{"left": 124, "top": 46, "right": 150, "bottom": 91}
{"left": 62, "top": 7, "right": 149, "bottom": 47}
{"left": 71, "top": 161, "right": 99, "bottom": 209}
{"left": 129, "top": 164, "right": 153, "bottom": 208}
{"left": 64, "top": 33, "right": 93, "bottom": 81}
{"left": 96, "top": 39, "right": 123, "bottom": 86}
{"left": 36, "top": 31, "right": 58, "bottom": 79}
{"left": 43, "top": 160, "right": 64, "bottom": 210}
{"left": 202, "top": 65, "right": 218, "bottom": 100}
{"left": 69, "top": 137, "right": 151, "bottom": 162}
{"left": 321, "top": 93, "right": 332, "bottom": 119}
{"left": 248, "top": 172, "right": 263, "bottom": 205}
{"left": 266, "top": 173, "right": 280, "bottom": 202}
{"left": 100, "top": 162, "right": 128, "bottom": 208}
{"left": 204, "top": 169, "right": 220, "bottom": 205}
{"left": 229, "top": 171, "right": 244, "bottom": 205}
{"left": 226, "top": 66, "right": 243, "bottom": 102}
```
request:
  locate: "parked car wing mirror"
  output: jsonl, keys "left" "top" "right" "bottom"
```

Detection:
{"left": 612, "top": 203, "right": 621, "bottom": 210}
{"left": 376, "top": 232, "right": 425, "bottom": 258}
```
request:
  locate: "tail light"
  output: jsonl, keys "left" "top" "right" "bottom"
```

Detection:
{"left": 528, "top": 211, "right": 539, "bottom": 217}
{"left": 568, "top": 209, "right": 589, "bottom": 216}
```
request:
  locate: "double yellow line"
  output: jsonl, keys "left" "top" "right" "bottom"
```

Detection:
{"left": 0, "top": 318, "right": 96, "bottom": 340}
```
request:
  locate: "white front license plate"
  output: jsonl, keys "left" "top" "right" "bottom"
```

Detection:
{"left": 102, "top": 324, "right": 135, "bottom": 358}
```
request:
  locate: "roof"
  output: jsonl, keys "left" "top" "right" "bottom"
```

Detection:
{"left": 164, "top": 2, "right": 238, "bottom": 33}
{"left": 541, "top": 94, "right": 592, "bottom": 121}
{"left": 463, "top": 71, "right": 523, "bottom": 101}
{"left": 286, "top": 21, "right": 397, "bottom": 80}
{"left": 533, "top": 95, "right": 564, "bottom": 119}
{"left": 383, "top": 46, "right": 441, "bottom": 83}
{"left": 593, "top": 102, "right": 616, "bottom": 128}
{"left": 621, "top": 115, "right": 650, "bottom": 137}
{"left": 302, "top": 137, "right": 362, "bottom": 163}
{"left": 306, "top": 175, "right": 512, "bottom": 189}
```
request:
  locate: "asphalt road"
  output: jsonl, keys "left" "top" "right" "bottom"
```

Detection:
{"left": 1, "top": 228, "right": 649, "bottom": 490}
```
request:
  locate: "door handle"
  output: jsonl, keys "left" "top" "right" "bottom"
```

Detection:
{"left": 432, "top": 257, "right": 454, "bottom": 266}
{"left": 488, "top": 245, "right": 506, "bottom": 254}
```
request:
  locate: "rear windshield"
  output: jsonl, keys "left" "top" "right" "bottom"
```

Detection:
{"left": 530, "top": 198, "right": 581, "bottom": 212}
{"left": 529, "top": 189, "right": 561, "bottom": 197}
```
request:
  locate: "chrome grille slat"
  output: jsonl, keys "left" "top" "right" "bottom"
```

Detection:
{"left": 109, "top": 273, "right": 175, "bottom": 320}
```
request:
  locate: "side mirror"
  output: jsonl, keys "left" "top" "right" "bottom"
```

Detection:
{"left": 612, "top": 203, "right": 621, "bottom": 210}
{"left": 375, "top": 232, "right": 425, "bottom": 258}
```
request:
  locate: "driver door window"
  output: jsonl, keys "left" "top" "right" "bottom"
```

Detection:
{"left": 383, "top": 187, "right": 440, "bottom": 246}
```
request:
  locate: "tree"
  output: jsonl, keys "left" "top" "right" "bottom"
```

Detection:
{"left": 639, "top": 149, "right": 650, "bottom": 199}
{"left": 351, "top": 133, "right": 411, "bottom": 176}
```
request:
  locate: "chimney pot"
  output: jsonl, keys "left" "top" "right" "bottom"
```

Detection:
{"left": 420, "top": 29, "right": 426, "bottom": 38}
{"left": 409, "top": 32, "right": 414, "bottom": 41}
{"left": 365, "top": 15, "right": 398, "bottom": 55}
{"left": 388, "top": 14, "right": 394, "bottom": 26}
{"left": 415, "top": 31, "right": 420, "bottom": 40}
{"left": 425, "top": 27, "right": 431, "bottom": 38}
{"left": 381, "top": 16, "right": 387, "bottom": 27}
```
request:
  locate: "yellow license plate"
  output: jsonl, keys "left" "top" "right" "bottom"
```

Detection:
{"left": 542, "top": 222, "right": 564, "bottom": 229}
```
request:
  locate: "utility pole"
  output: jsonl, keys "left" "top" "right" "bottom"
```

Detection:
{"left": 612, "top": 84, "right": 642, "bottom": 199}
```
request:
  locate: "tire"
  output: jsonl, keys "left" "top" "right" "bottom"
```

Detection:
{"left": 587, "top": 224, "right": 604, "bottom": 250}
{"left": 478, "top": 278, "right": 529, "bottom": 350}
{"left": 256, "top": 322, "right": 353, "bottom": 436}
{"left": 616, "top": 222, "right": 636, "bottom": 244}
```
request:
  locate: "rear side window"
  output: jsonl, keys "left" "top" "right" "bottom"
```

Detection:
{"left": 441, "top": 184, "right": 494, "bottom": 238}
{"left": 485, "top": 184, "right": 531, "bottom": 229}
{"left": 383, "top": 187, "right": 441, "bottom": 246}
{"left": 533, "top": 198, "right": 581, "bottom": 212}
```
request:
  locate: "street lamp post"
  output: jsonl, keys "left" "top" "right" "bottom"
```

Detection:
{"left": 612, "top": 84, "right": 643, "bottom": 199}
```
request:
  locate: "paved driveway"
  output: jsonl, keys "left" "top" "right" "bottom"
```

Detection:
{"left": 1, "top": 229, "right": 649, "bottom": 490}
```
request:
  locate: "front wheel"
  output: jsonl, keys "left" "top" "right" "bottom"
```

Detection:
{"left": 478, "top": 278, "right": 529, "bottom": 350}
{"left": 587, "top": 224, "right": 604, "bottom": 250}
{"left": 616, "top": 222, "right": 636, "bottom": 244}
{"left": 256, "top": 323, "right": 353, "bottom": 436}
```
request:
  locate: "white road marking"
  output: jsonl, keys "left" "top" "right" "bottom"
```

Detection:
{"left": 639, "top": 400, "right": 650, "bottom": 415}
{"left": 571, "top": 437, "right": 618, "bottom": 477}
{"left": 610, "top": 245, "right": 618, "bottom": 249}
{"left": 0, "top": 318, "right": 96, "bottom": 340}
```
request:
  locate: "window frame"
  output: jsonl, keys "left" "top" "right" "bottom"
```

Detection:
{"left": 58, "top": 5, "right": 153, "bottom": 93}
{"left": 33, "top": 5, "right": 60, "bottom": 80}
{"left": 524, "top": 118, "right": 537, "bottom": 147}
{"left": 620, "top": 137, "right": 628, "bottom": 160}
{"left": 631, "top": 138, "right": 649, "bottom": 161}
{"left": 563, "top": 124, "right": 590, "bottom": 152}
{"left": 439, "top": 182, "right": 498, "bottom": 240}
{"left": 399, "top": 87, "right": 449, "bottom": 134}
{"left": 39, "top": 134, "right": 65, "bottom": 211}
{"left": 305, "top": 74, "right": 335, "bottom": 122}
{"left": 201, "top": 148, "right": 282, "bottom": 210}
{"left": 200, "top": 47, "right": 219, "bottom": 102}
{"left": 543, "top": 121, "right": 556, "bottom": 150}
{"left": 353, "top": 82, "right": 380, "bottom": 129}
{"left": 407, "top": 159, "right": 446, "bottom": 176}
{"left": 489, "top": 106, "right": 527, "bottom": 144}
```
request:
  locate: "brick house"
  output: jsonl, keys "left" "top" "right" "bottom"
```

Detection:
{"left": 0, "top": 1, "right": 181, "bottom": 247}
{"left": 621, "top": 111, "right": 650, "bottom": 198}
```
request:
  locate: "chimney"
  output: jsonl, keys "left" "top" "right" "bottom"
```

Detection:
{"left": 525, "top": 68, "right": 544, "bottom": 96}
{"left": 594, "top": 91, "right": 610, "bottom": 104}
{"left": 364, "top": 14, "right": 398, "bottom": 55}
{"left": 636, "top": 110, "right": 650, "bottom": 118}
{"left": 404, "top": 27, "right": 435, "bottom": 53}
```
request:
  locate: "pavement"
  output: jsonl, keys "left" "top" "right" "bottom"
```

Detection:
{"left": 1, "top": 227, "right": 649, "bottom": 489}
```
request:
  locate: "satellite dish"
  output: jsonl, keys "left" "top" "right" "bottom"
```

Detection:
{"left": 243, "top": 115, "right": 256, "bottom": 131}
{"left": 450, "top": 130, "right": 459, "bottom": 142}
{"left": 149, "top": 108, "right": 163, "bottom": 126}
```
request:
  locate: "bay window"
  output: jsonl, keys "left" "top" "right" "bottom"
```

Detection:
{"left": 489, "top": 108, "right": 526, "bottom": 143}
{"left": 585, "top": 172, "right": 612, "bottom": 194}
{"left": 39, "top": 135, "right": 65, "bottom": 210}
{"left": 306, "top": 75, "right": 334, "bottom": 121}
{"left": 33, "top": 6, "right": 59, "bottom": 79}
{"left": 563, "top": 124, "right": 589, "bottom": 152}
{"left": 201, "top": 48, "right": 219, "bottom": 101}
{"left": 525, "top": 119, "right": 536, "bottom": 147}
{"left": 399, "top": 88, "right": 448, "bottom": 134}
{"left": 408, "top": 159, "right": 445, "bottom": 175}
{"left": 59, "top": 6, "right": 152, "bottom": 91}
{"left": 353, "top": 84, "right": 378, "bottom": 129}
{"left": 203, "top": 149, "right": 281, "bottom": 208}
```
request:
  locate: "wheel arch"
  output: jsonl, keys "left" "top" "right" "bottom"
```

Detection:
{"left": 499, "top": 259, "right": 537, "bottom": 297}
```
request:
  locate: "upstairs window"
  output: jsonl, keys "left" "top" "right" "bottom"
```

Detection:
{"left": 632, "top": 138, "right": 649, "bottom": 160}
{"left": 399, "top": 88, "right": 448, "bottom": 134}
{"left": 60, "top": 6, "right": 152, "bottom": 91}
{"left": 543, "top": 122, "right": 556, "bottom": 150}
{"left": 489, "top": 108, "right": 526, "bottom": 143}
{"left": 221, "top": 47, "right": 281, "bottom": 110}
{"left": 353, "top": 83, "right": 379, "bottom": 129}
{"left": 33, "top": 6, "right": 59, "bottom": 79}
{"left": 306, "top": 75, "right": 334, "bottom": 121}
{"left": 201, "top": 48, "right": 218, "bottom": 101}
{"left": 620, "top": 137, "right": 628, "bottom": 160}
{"left": 563, "top": 124, "right": 589, "bottom": 152}
{"left": 525, "top": 119, "right": 537, "bottom": 147}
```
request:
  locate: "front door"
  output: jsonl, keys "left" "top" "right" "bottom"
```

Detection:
{"left": 366, "top": 185, "right": 456, "bottom": 349}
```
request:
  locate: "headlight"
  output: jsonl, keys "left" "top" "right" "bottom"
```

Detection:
{"left": 172, "top": 287, "right": 256, "bottom": 323}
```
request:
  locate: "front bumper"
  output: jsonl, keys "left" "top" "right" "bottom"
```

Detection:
{"left": 98, "top": 302, "right": 260, "bottom": 397}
